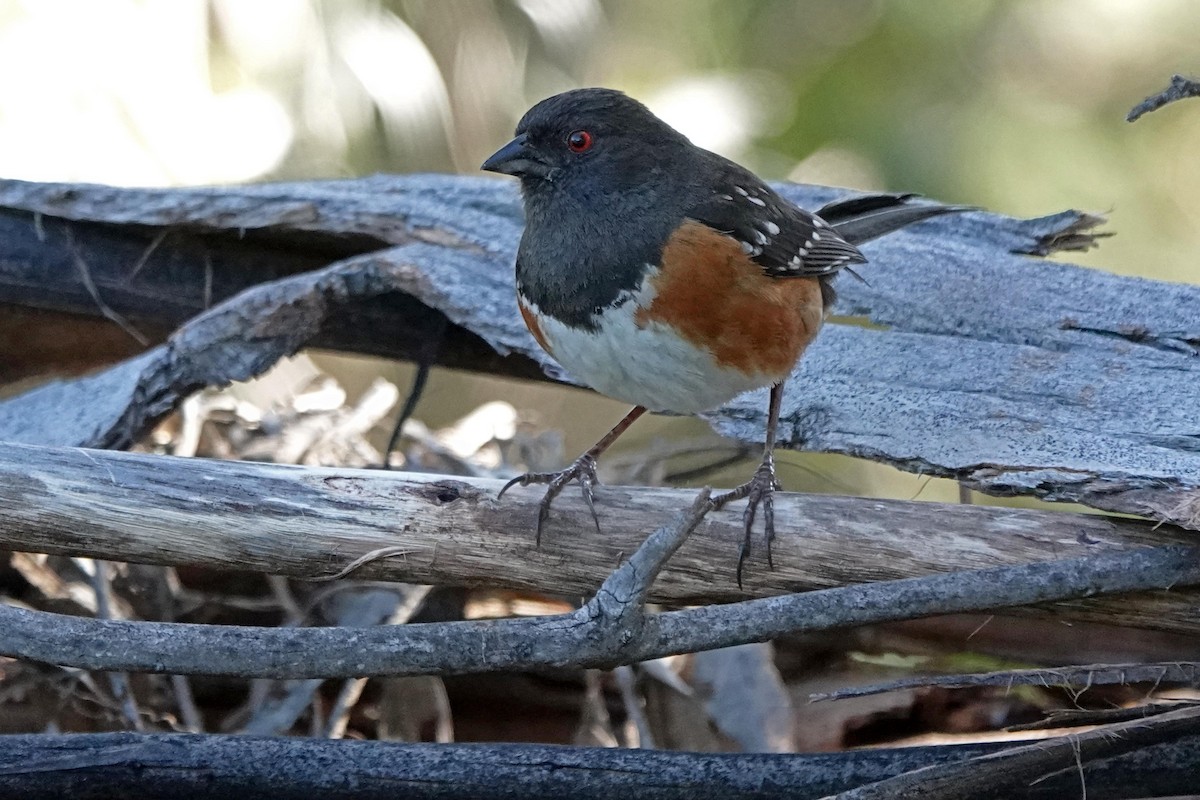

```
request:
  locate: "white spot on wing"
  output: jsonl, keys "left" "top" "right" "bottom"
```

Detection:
{"left": 764, "top": 221, "right": 780, "bottom": 235}
{"left": 747, "top": 196, "right": 765, "bottom": 207}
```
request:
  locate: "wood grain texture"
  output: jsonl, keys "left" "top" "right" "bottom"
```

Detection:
{"left": 1, "top": 441, "right": 1197, "bottom": 634}
{"left": 2, "top": 732, "right": 1196, "bottom": 800}
{"left": 0, "top": 176, "right": 1195, "bottom": 527}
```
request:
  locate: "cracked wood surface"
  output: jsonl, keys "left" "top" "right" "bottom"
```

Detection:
{"left": 0, "top": 176, "right": 1196, "bottom": 526}
{"left": 3, "top": 731, "right": 1197, "bottom": 800}
{"left": 2, "top": 441, "right": 1199, "bottom": 634}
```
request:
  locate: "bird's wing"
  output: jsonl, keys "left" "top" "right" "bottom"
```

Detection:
{"left": 685, "top": 160, "right": 866, "bottom": 279}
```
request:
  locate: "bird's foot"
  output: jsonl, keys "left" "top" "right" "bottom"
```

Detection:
{"left": 498, "top": 453, "right": 602, "bottom": 544}
{"left": 711, "top": 453, "right": 780, "bottom": 588}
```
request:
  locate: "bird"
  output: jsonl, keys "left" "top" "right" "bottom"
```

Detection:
{"left": 482, "top": 87, "right": 964, "bottom": 583}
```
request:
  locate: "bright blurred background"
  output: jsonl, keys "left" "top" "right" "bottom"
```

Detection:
{"left": 2, "top": 0, "right": 1197, "bottom": 503}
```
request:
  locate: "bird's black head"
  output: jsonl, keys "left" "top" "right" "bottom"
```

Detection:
{"left": 483, "top": 89, "right": 705, "bottom": 327}
{"left": 481, "top": 88, "right": 693, "bottom": 195}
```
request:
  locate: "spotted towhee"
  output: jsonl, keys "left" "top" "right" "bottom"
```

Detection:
{"left": 483, "top": 88, "right": 963, "bottom": 582}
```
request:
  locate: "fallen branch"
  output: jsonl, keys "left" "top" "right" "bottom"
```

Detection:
{"left": 3, "top": 515, "right": 1198, "bottom": 678}
{"left": 0, "top": 730, "right": 1194, "bottom": 800}
{"left": 827, "top": 703, "right": 1200, "bottom": 800}
{"left": 1128, "top": 74, "right": 1200, "bottom": 121}
{"left": 3, "top": 441, "right": 1199, "bottom": 629}
{"left": 1009, "top": 701, "right": 1200, "bottom": 732}
{"left": 811, "top": 661, "right": 1200, "bottom": 702}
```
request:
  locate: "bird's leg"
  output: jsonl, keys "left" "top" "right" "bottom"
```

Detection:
{"left": 712, "top": 382, "right": 784, "bottom": 587}
{"left": 499, "top": 405, "right": 647, "bottom": 544}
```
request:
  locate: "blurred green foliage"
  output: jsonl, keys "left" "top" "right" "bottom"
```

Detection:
{"left": 3, "top": 0, "right": 1195, "bottom": 281}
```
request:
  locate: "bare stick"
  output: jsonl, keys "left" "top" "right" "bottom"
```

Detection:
{"left": 323, "top": 678, "right": 369, "bottom": 739}
{"left": 170, "top": 674, "right": 203, "bottom": 733}
{"left": 1128, "top": 74, "right": 1200, "bottom": 121}
{"left": 613, "top": 665, "right": 655, "bottom": 749}
{"left": 811, "top": 661, "right": 1200, "bottom": 702}
{"left": 85, "top": 559, "right": 144, "bottom": 732}
{"left": 0, "top": 730, "right": 1196, "bottom": 799}
{"left": 826, "top": 704, "right": 1200, "bottom": 800}
{"left": 1009, "top": 700, "right": 1199, "bottom": 732}
{"left": 66, "top": 228, "right": 149, "bottom": 346}
{"left": 2, "top": 537, "right": 1197, "bottom": 680}
{"left": 4, "top": 441, "right": 1199, "bottom": 633}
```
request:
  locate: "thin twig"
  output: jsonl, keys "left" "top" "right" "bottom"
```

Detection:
{"left": 810, "top": 662, "right": 1200, "bottom": 702}
{"left": 1008, "top": 699, "right": 1200, "bottom": 732}
{"left": 65, "top": 227, "right": 149, "bottom": 346}
{"left": 241, "top": 679, "right": 325, "bottom": 736}
{"left": 267, "top": 575, "right": 305, "bottom": 621}
{"left": 170, "top": 674, "right": 204, "bottom": 733}
{"left": 154, "top": 566, "right": 205, "bottom": 734}
{"left": 1127, "top": 74, "right": 1200, "bottom": 121}
{"left": 593, "top": 489, "right": 712, "bottom": 612}
{"left": 385, "top": 312, "right": 447, "bottom": 469}
{"left": 317, "top": 547, "right": 415, "bottom": 582}
{"left": 85, "top": 559, "right": 144, "bottom": 732}
{"left": 126, "top": 229, "right": 167, "bottom": 280}
{"left": 613, "top": 665, "right": 655, "bottom": 748}
{"left": 823, "top": 703, "right": 1200, "bottom": 800}
{"left": 575, "top": 670, "right": 619, "bottom": 747}
{"left": 385, "top": 361, "right": 433, "bottom": 468}
{"left": 323, "top": 678, "right": 369, "bottom": 739}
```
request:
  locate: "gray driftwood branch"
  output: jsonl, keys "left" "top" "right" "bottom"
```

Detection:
{"left": 3, "top": 468, "right": 1199, "bottom": 678}
{"left": 4, "top": 440, "right": 1200, "bottom": 630}
{"left": 1128, "top": 74, "right": 1200, "bottom": 121}
{"left": 828, "top": 704, "right": 1200, "bottom": 800}
{"left": 811, "top": 662, "right": 1200, "bottom": 702}
{"left": 2, "top": 731, "right": 1197, "bottom": 800}
{"left": 0, "top": 177, "right": 1197, "bottom": 529}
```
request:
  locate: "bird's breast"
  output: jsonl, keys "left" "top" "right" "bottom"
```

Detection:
{"left": 517, "top": 221, "right": 826, "bottom": 413}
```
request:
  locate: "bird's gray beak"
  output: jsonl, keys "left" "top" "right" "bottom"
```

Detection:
{"left": 481, "top": 133, "right": 554, "bottom": 180}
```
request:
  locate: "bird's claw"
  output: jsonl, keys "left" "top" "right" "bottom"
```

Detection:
{"left": 498, "top": 453, "right": 602, "bottom": 544}
{"left": 712, "top": 455, "right": 780, "bottom": 588}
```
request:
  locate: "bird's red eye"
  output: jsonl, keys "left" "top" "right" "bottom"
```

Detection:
{"left": 566, "top": 130, "right": 593, "bottom": 153}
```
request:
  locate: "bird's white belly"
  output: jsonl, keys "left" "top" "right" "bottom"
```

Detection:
{"left": 525, "top": 290, "right": 773, "bottom": 414}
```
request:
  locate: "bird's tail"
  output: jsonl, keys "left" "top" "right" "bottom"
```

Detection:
{"left": 816, "top": 192, "right": 972, "bottom": 246}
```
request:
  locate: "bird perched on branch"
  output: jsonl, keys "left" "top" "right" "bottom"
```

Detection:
{"left": 483, "top": 87, "right": 963, "bottom": 583}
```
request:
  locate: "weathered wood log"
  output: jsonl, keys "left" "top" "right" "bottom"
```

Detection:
{"left": 0, "top": 176, "right": 528, "bottom": 381}
{"left": 0, "top": 176, "right": 1197, "bottom": 529}
{"left": 1, "top": 731, "right": 1195, "bottom": 800}
{"left": 4, "top": 512, "right": 1198, "bottom": 678}
{"left": 830, "top": 704, "right": 1200, "bottom": 800}
{"left": 2, "top": 441, "right": 1198, "bottom": 634}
